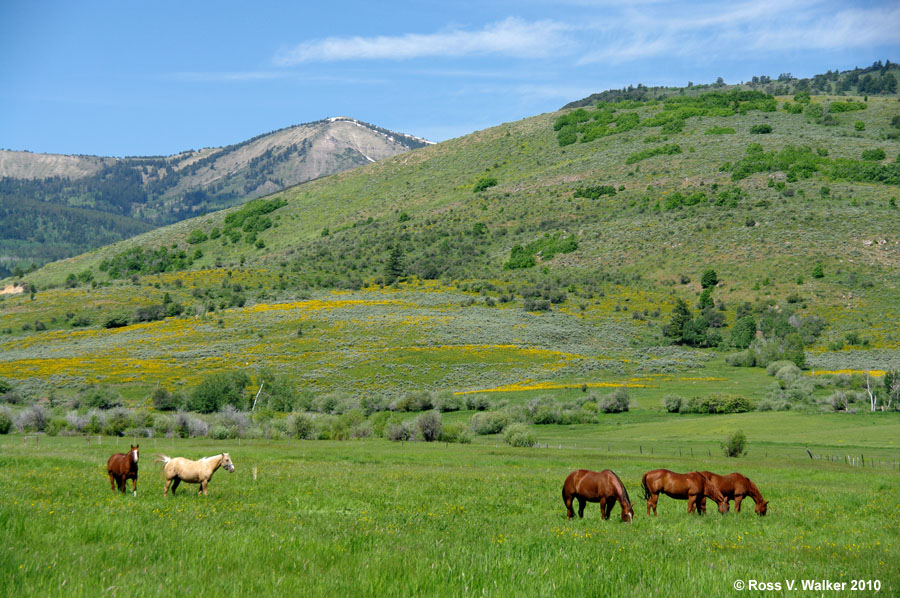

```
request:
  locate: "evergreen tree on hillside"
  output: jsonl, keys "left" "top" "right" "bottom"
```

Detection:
{"left": 384, "top": 246, "right": 404, "bottom": 284}
{"left": 663, "top": 299, "right": 693, "bottom": 342}
{"left": 701, "top": 269, "right": 719, "bottom": 289}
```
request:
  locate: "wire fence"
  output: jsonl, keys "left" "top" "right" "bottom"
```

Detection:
{"left": 14, "top": 433, "right": 900, "bottom": 471}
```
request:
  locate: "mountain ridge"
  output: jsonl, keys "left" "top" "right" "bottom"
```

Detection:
{"left": 0, "top": 117, "right": 429, "bottom": 275}
{"left": 0, "top": 117, "right": 430, "bottom": 179}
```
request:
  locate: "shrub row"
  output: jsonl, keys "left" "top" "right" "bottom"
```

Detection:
{"left": 662, "top": 393, "right": 752, "bottom": 414}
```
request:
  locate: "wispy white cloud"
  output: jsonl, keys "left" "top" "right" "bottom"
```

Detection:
{"left": 575, "top": 0, "right": 900, "bottom": 66}
{"left": 273, "top": 17, "right": 571, "bottom": 64}
{"left": 751, "top": 5, "right": 900, "bottom": 51}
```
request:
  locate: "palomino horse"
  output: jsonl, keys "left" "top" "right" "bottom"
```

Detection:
{"left": 155, "top": 453, "right": 234, "bottom": 496}
{"left": 698, "top": 471, "right": 768, "bottom": 516}
{"left": 562, "top": 469, "right": 635, "bottom": 522}
{"left": 107, "top": 444, "right": 140, "bottom": 496}
{"left": 641, "top": 469, "right": 729, "bottom": 516}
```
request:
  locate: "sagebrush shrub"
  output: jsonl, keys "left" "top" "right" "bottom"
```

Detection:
{"left": 288, "top": 413, "right": 314, "bottom": 439}
{"left": 598, "top": 388, "right": 630, "bottom": 413}
{"left": 387, "top": 421, "right": 413, "bottom": 441}
{"left": 662, "top": 395, "right": 683, "bottom": 413}
{"left": 503, "top": 423, "right": 535, "bottom": 447}
{"left": 722, "top": 430, "right": 746, "bottom": 457}
{"left": 415, "top": 410, "right": 443, "bottom": 442}
{"left": 0, "top": 406, "right": 12, "bottom": 434}
{"left": 470, "top": 411, "right": 509, "bottom": 435}
{"left": 15, "top": 405, "right": 49, "bottom": 432}
{"left": 439, "top": 422, "right": 473, "bottom": 444}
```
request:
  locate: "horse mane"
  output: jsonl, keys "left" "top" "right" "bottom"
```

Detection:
{"left": 609, "top": 470, "right": 631, "bottom": 505}
{"left": 746, "top": 478, "right": 764, "bottom": 502}
{"left": 703, "top": 476, "right": 726, "bottom": 502}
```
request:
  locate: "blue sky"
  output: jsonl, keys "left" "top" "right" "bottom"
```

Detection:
{"left": 1, "top": 0, "right": 898, "bottom": 157}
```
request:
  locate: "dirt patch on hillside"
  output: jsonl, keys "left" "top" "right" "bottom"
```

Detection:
{"left": 1, "top": 284, "right": 24, "bottom": 295}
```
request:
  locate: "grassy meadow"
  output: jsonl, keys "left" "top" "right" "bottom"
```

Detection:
{"left": 1, "top": 424, "right": 898, "bottom": 597}
{"left": 2, "top": 82, "right": 900, "bottom": 596}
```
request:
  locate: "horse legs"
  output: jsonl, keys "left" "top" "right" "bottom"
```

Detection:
{"left": 564, "top": 494, "right": 575, "bottom": 519}
{"left": 109, "top": 472, "right": 116, "bottom": 492}
{"left": 576, "top": 497, "right": 586, "bottom": 519}
{"left": 602, "top": 498, "right": 613, "bottom": 520}
{"left": 734, "top": 495, "right": 744, "bottom": 512}
{"left": 131, "top": 476, "right": 137, "bottom": 497}
{"left": 698, "top": 497, "right": 707, "bottom": 515}
{"left": 646, "top": 493, "right": 658, "bottom": 516}
{"left": 687, "top": 494, "right": 698, "bottom": 515}
{"left": 200, "top": 480, "right": 208, "bottom": 496}
{"left": 164, "top": 476, "right": 180, "bottom": 496}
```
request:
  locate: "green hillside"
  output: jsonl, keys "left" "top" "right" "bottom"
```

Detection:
{"left": 563, "top": 61, "right": 899, "bottom": 109}
{"left": 2, "top": 72, "right": 900, "bottom": 410}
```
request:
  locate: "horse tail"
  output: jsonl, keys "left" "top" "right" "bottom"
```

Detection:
{"left": 641, "top": 472, "right": 650, "bottom": 501}
{"left": 154, "top": 454, "right": 170, "bottom": 464}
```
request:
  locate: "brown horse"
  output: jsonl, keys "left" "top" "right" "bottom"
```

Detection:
{"left": 641, "top": 469, "right": 728, "bottom": 516}
{"left": 562, "top": 469, "right": 635, "bottom": 522}
{"left": 107, "top": 444, "right": 139, "bottom": 497}
{"left": 155, "top": 453, "right": 234, "bottom": 496}
{"left": 698, "top": 471, "right": 768, "bottom": 516}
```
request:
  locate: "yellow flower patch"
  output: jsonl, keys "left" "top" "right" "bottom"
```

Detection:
{"left": 243, "top": 299, "right": 402, "bottom": 313}
{"left": 809, "top": 369, "right": 885, "bottom": 377}
{"left": 454, "top": 380, "right": 651, "bottom": 395}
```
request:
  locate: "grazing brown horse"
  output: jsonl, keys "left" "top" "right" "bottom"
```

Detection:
{"left": 562, "top": 469, "right": 635, "bottom": 522}
{"left": 698, "top": 471, "right": 768, "bottom": 516}
{"left": 107, "top": 444, "right": 139, "bottom": 497}
{"left": 641, "top": 469, "right": 729, "bottom": 516}
{"left": 155, "top": 453, "right": 234, "bottom": 496}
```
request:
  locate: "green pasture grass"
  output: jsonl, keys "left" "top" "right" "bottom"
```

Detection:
{"left": 1, "top": 432, "right": 897, "bottom": 597}
{"left": 522, "top": 411, "right": 900, "bottom": 459}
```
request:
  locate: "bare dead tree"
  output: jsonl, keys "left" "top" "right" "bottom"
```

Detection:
{"left": 866, "top": 371, "right": 877, "bottom": 412}
{"left": 251, "top": 382, "right": 264, "bottom": 412}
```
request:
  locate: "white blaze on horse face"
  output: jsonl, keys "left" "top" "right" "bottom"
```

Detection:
{"left": 132, "top": 449, "right": 139, "bottom": 463}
